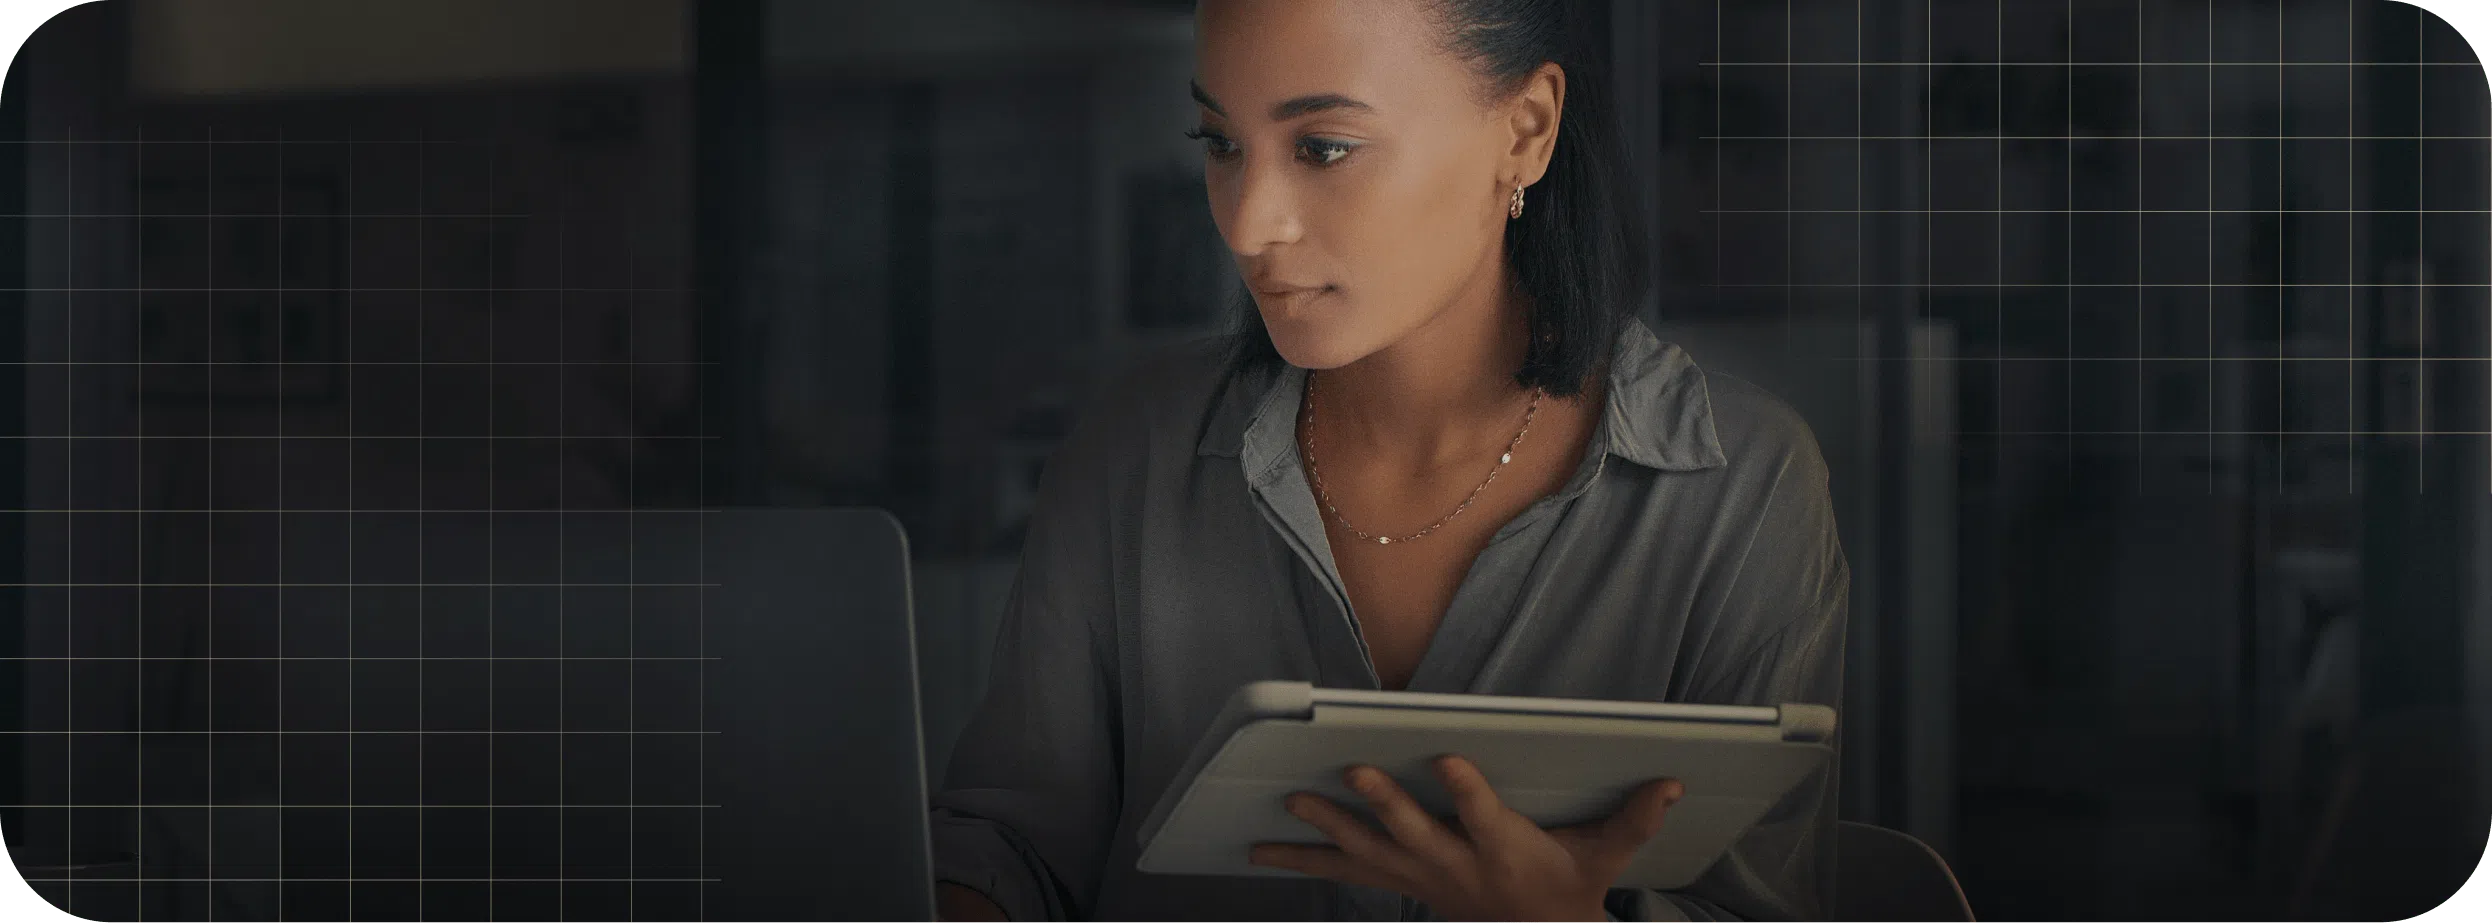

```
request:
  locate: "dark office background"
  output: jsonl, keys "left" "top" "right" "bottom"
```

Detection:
{"left": 3, "top": 0, "right": 2489, "bottom": 919}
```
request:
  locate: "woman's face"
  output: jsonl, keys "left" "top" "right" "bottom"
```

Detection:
{"left": 1191, "top": 0, "right": 1560, "bottom": 370}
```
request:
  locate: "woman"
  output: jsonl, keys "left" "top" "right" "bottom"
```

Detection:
{"left": 931, "top": 0, "right": 1846, "bottom": 918}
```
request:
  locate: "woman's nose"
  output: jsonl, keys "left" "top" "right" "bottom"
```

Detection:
{"left": 1223, "top": 159, "right": 1303, "bottom": 254}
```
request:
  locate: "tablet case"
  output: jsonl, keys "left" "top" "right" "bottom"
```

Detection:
{"left": 1135, "top": 681, "right": 1835, "bottom": 891}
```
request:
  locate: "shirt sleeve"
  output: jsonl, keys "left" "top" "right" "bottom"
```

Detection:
{"left": 1614, "top": 429, "right": 1851, "bottom": 921}
{"left": 926, "top": 389, "right": 1135, "bottom": 921}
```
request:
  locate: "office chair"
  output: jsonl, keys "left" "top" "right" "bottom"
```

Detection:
{"left": 1834, "top": 820, "right": 1976, "bottom": 921}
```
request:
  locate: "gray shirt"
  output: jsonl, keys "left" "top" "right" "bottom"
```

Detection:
{"left": 929, "top": 317, "right": 1848, "bottom": 921}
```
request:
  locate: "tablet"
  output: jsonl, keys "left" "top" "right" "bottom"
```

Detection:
{"left": 1134, "top": 681, "right": 1835, "bottom": 891}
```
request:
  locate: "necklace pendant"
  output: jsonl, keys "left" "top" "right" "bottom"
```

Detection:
{"left": 1376, "top": 536, "right": 1392, "bottom": 545}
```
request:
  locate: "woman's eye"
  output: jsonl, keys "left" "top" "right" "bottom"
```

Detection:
{"left": 1298, "top": 138, "right": 1353, "bottom": 166}
{"left": 1183, "top": 127, "right": 1238, "bottom": 159}
{"left": 1182, "top": 128, "right": 1356, "bottom": 168}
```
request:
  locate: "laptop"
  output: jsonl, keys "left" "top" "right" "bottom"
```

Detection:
{"left": 699, "top": 508, "right": 938, "bottom": 919}
{"left": 5, "top": 503, "right": 940, "bottom": 920}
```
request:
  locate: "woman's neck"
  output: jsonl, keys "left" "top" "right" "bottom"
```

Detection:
{"left": 1311, "top": 291, "right": 1540, "bottom": 472}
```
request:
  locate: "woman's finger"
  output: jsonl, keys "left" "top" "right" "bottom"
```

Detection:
{"left": 1434, "top": 755, "right": 1529, "bottom": 844}
{"left": 1282, "top": 791, "right": 1427, "bottom": 879}
{"left": 1343, "top": 765, "right": 1470, "bottom": 870}
{"left": 1603, "top": 777, "right": 1681, "bottom": 847}
{"left": 1549, "top": 777, "right": 1681, "bottom": 869}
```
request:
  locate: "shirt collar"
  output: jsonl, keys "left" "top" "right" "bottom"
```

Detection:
{"left": 1195, "top": 316, "right": 1728, "bottom": 474}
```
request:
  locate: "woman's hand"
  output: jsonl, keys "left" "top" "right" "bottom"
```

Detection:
{"left": 1248, "top": 755, "right": 1684, "bottom": 922}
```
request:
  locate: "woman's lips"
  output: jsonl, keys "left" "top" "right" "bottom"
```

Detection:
{"left": 1259, "top": 286, "right": 1334, "bottom": 314}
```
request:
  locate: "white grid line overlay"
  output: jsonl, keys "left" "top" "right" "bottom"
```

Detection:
{"left": 695, "top": 147, "right": 709, "bottom": 923}
{"left": 275, "top": 127, "right": 287, "bottom": 921}
{"left": 5, "top": 732, "right": 720, "bottom": 737}
{"left": 16, "top": 879, "right": 723, "bottom": 885}
{"left": 134, "top": 121, "right": 146, "bottom": 922}
{"left": 1702, "top": 133, "right": 2487, "bottom": 138}
{"left": 558, "top": 145, "right": 569, "bottom": 922}
{"left": 62, "top": 121, "right": 77, "bottom": 920}
{"left": 7, "top": 287, "right": 693, "bottom": 293}
{"left": 1695, "top": 0, "right": 2486, "bottom": 477}
{"left": 2417, "top": 10, "right": 2428, "bottom": 493}
{"left": 346, "top": 125, "right": 358, "bottom": 919}
{"left": 10, "top": 2, "right": 2487, "bottom": 920}
{"left": 8, "top": 805, "right": 721, "bottom": 810}
{"left": 418, "top": 128, "right": 428, "bottom": 923}
{"left": 1699, "top": 60, "right": 2483, "bottom": 66}
{"left": 14, "top": 131, "right": 726, "bottom": 911}
{"left": 8, "top": 805, "right": 720, "bottom": 810}
{"left": 5, "top": 657, "right": 719, "bottom": 662}
{"left": 487, "top": 126, "right": 499, "bottom": 923}
{"left": 627, "top": 141, "right": 642, "bottom": 923}
{"left": 206, "top": 124, "right": 217, "bottom": 920}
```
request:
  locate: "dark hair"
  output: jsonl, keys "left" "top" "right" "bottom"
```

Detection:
{"left": 1226, "top": 0, "right": 1648, "bottom": 399}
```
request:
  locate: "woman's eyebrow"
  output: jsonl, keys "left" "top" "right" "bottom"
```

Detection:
{"left": 1190, "top": 79, "right": 1375, "bottom": 121}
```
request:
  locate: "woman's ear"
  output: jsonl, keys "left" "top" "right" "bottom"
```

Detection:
{"left": 1503, "top": 61, "right": 1566, "bottom": 187}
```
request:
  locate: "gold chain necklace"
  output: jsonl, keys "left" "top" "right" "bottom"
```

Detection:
{"left": 1299, "top": 370, "right": 1544, "bottom": 545}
